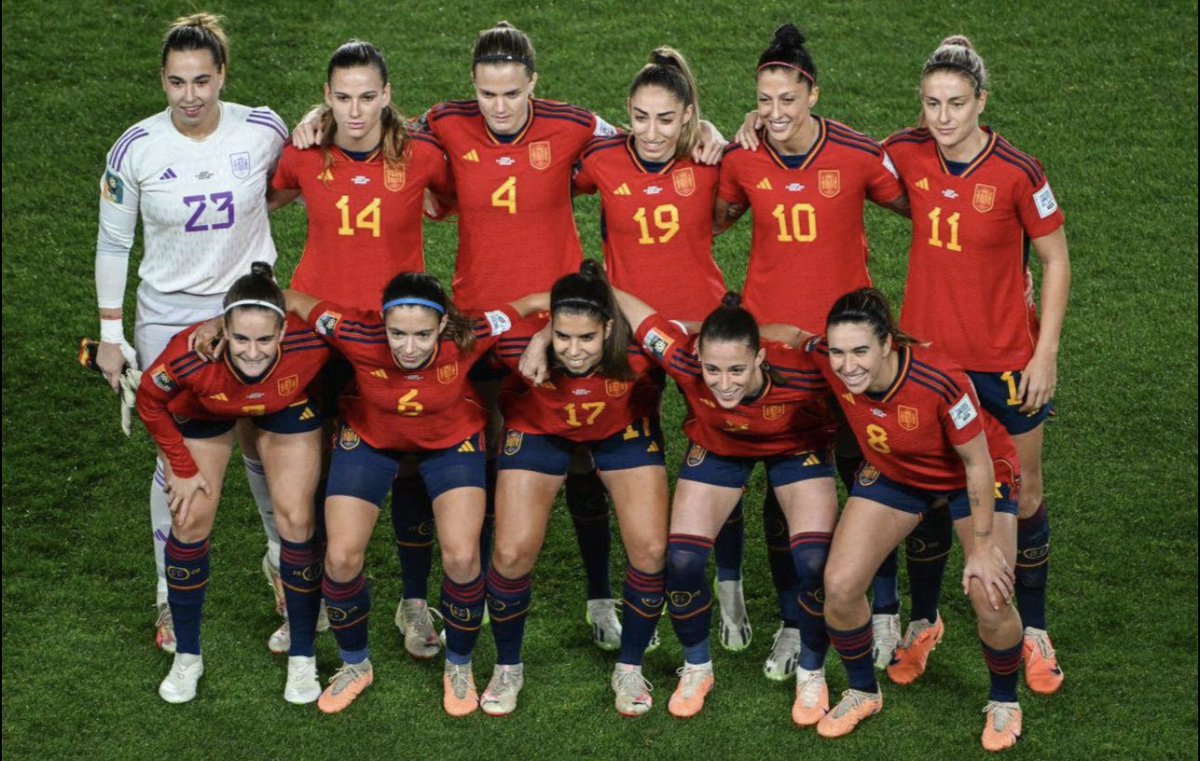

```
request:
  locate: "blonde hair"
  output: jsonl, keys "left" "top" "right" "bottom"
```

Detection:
{"left": 922, "top": 35, "right": 987, "bottom": 95}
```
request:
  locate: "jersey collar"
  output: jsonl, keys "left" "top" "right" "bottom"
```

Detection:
{"left": 935, "top": 126, "right": 997, "bottom": 178}
{"left": 485, "top": 100, "right": 535, "bottom": 145}
{"left": 624, "top": 133, "right": 676, "bottom": 174}
{"left": 865, "top": 345, "right": 911, "bottom": 404}
{"left": 762, "top": 115, "right": 827, "bottom": 171}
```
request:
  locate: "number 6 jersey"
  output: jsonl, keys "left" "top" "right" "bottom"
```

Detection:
{"left": 97, "top": 103, "right": 286, "bottom": 299}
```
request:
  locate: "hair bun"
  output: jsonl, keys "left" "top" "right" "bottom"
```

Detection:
{"left": 720, "top": 291, "right": 743, "bottom": 310}
{"left": 939, "top": 34, "right": 974, "bottom": 50}
{"left": 250, "top": 261, "right": 275, "bottom": 280}
{"left": 579, "top": 258, "right": 605, "bottom": 281}
{"left": 772, "top": 23, "right": 806, "bottom": 48}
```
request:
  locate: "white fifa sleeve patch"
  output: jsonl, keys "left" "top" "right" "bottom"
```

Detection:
{"left": 949, "top": 394, "right": 979, "bottom": 430}
{"left": 484, "top": 310, "right": 512, "bottom": 336}
{"left": 1033, "top": 182, "right": 1058, "bottom": 219}
{"left": 881, "top": 152, "right": 898, "bottom": 179}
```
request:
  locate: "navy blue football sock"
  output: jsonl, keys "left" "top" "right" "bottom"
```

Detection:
{"left": 791, "top": 531, "right": 832, "bottom": 670}
{"left": 871, "top": 548, "right": 901, "bottom": 615}
{"left": 619, "top": 566, "right": 666, "bottom": 665}
{"left": 713, "top": 500, "right": 745, "bottom": 582}
{"left": 165, "top": 532, "right": 210, "bottom": 656}
{"left": 763, "top": 490, "right": 801, "bottom": 625}
{"left": 322, "top": 572, "right": 371, "bottom": 663}
{"left": 1016, "top": 501, "right": 1050, "bottom": 630}
{"left": 441, "top": 573, "right": 485, "bottom": 664}
{"left": 667, "top": 534, "right": 714, "bottom": 664}
{"left": 907, "top": 506, "right": 952, "bottom": 623}
{"left": 390, "top": 474, "right": 434, "bottom": 600}
{"left": 565, "top": 468, "right": 613, "bottom": 599}
{"left": 486, "top": 568, "right": 532, "bottom": 666}
{"left": 982, "top": 639, "right": 1023, "bottom": 702}
{"left": 279, "top": 537, "right": 322, "bottom": 657}
{"left": 829, "top": 620, "right": 878, "bottom": 693}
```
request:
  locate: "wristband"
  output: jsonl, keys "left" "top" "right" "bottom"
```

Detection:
{"left": 100, "top": 318, "right": 125, "bottom": 344}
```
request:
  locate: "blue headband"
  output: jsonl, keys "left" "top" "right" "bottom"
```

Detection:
{"left": 382, "top": 297, "right": 446, "bottom": 315}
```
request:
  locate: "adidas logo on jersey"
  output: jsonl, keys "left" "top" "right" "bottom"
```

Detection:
{"left": 757, "top": 178, "right": 773, "bottom": 190}
{"left": 458, "top": 440, "right": 476, "bottom": 453}
{"left": 462, "top": 150, "right": 479, "bottom": 162}
{"left": 208, "top": 392, "right": 228, "bottom": 401}
{"left": 159, "top": 168, "right": 177, "bottom": 181}
{"left": 915, "top": 177, "right": 930, "bottom": 191}
{"left": 371, "top": 368, "right": 388, "bottom": 379}
{"left": 614, "top": 183, "right": 631, "bottom": 196}
{"left": 802, "top": 453, "right": 822, "bottom": 467}
{"left": 298, "top": 407, "right": 315, "bottom": 421}
{"left": 316, "top": 169, "right": 334, "bottom": 182}
{"left": 647, "top": 441, "right": 660, "bottom": 453}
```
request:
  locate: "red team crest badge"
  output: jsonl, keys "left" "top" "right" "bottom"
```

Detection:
{"left": 762, "top": 404, "right": 786, "bottom": 421}
{"left": 503, "top": 429, "right": 524, "bottom": 456}
{"left": 973, "top": 183, "right": 996, "bottom": 213}
{"left": 858, "top": 463, "right": 881, "bottom": 486}
{"left": 672, "top": 167, "right": 696, "bottom": 197}
{"left": 437, "top": 362, "right": 459, "bottom": 384}
{"left": 529, "top": 141, "right": 552, "bottom": 170}
{"left": 277, "top": 374, "right": 299, "bottom": 397}
{"left": 898, "top": 405, "right": 920, "bottom": 431}
{"left": 818, "top": 170, "right": 841, "bottom": 198}
{"left": 685, "top": 443, "right": 707, "bottom": 467}
{"left": 604, "top": 380, "right": 628, "bottom": 398}
{"left": 384, "top": 164, "right": 406, "bottom": 192}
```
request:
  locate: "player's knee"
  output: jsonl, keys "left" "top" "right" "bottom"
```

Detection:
{"left": 972, "top": 595, "right": 1015, "bottom": 636}
{"left": 626, "top": 537, "right": 667, "bottom": 573}
{"left": 823, "top": 563, "right": 865, "bottom": 615}
{"left": 439, "top": 545, "right": 481, "bottom": 581}
{"left": 272, "top": 503, "right": 313, "bottom": 541}
{"left": 324, "top": 545, "right": 365, "bottom": 581}
{"left": 490, "top": 542, "right": 534, "bottom": 579}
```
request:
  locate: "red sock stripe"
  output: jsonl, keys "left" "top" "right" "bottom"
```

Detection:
{"left": 668, "top": 533, "right": 714, "bottom": 550}
{"left": 625, "top": 567, "right": 666, "bottom": 593}
{"left": 279, "top": 545, "right": 317, "bottom": 566}
{"left": 486, "top": 568, "right": 531, "bottom": 594}
{"left": 322, "top": 574, "right": 366, "bottom": 600}
{"left": 789, "top": 531, "right": 833, "bottom": 549}
{"left": 982, "top": 644, "right": 1024, "bottom": 675}
{"left": 829, "top": 623, "right": 874, "bottom": 658}
{"left": 444, "top": 574, "right": 485, "bottom": 599}
{"left": 166, "top": 538, "right": 210, "bottom": 561}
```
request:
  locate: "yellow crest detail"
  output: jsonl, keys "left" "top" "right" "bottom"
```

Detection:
{"left": 973, "top": 183, "right": 996, "bottom": 213}
{"left": 503, "top": 429, "right": 524, "bottom": 456}
{"left": 339, "top": 425, "right": 361, "bottom": 450}
{"left": 277, "top": 374, "right": 299, "bottom": 397}
{"left": 672, "top": 167, "right": 696, "bottom": 197}
{"left": 605, "top": 380, "right": 628, "bottom": 397}
{"left": 437, "top": 362, "right": 459, "bottom": 384}
{"left": 763, "top": 404, "right": 786, "bottom": 421}
{"left": 857, "top": 463, "right": 881, "bottom": 486}
{"left": 384, "top": 164, "right": 406, "bottom": 192}
{"left": 898, "top": 405, "right": 920, "bottom": 431}
{"left": 529, "top": 141, "right": 552, "bottom": 170}
{"left": 818, "top": 169, "right": 840, "bottom": 198}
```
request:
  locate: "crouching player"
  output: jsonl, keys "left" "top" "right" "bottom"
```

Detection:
{"left": 136, "top": 263, "right": 329, "bottom": 705}
{"left": 285, "top": 272, "right": 545, "bottom": 715}
{"left": 612, "top": 289, "right": 839, "bottom": 722}
{"left": 481, "top": 261, "right": 668, "bottom": 717}
{"left": 806, "top": 289, "right": 1025, "bottom": 752}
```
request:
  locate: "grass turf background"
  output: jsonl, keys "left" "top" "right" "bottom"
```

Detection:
{"left": 2, "top": 1, "right": 1196, "bottom": 759}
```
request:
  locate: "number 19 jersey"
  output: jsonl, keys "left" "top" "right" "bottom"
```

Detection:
{"left": 427, "top": 98, "right": 604, "bottom": 310}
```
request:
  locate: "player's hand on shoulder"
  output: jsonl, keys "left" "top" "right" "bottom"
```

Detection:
{"left": 518, "top": 325, "right": 552, "bottom": 386}
{"left": 733, "top": 111, "right": 763, "bottom": 151}
{"left": 188, "top": 317, "right": 226, "bottom": 362}
{"left": 693, "top": 120, "right": 727, "bottom": 165}
{"left": 291, "top": 107, "right": 325, "bottom": 149}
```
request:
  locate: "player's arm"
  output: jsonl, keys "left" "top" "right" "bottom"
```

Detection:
{"left": 1020, "top": 227, "right": 1070, "bottom": 412}
{"left": 733, "top": 111, "right": 762, "bottom": 151}
{"left": 713, "top": 197, "right": 748, "bottom": 235}
{"left": 693, "top": 120, "right": 727, "bottom": 165}
{"left": 760, "top": 323, "right": 811, "bottom": 346}
{"left": 284, "top": 289, "right": 322, "bottom": 322}
{"left": 268, "top": 186, "right": 302, "bottom": 212}
{"left": 881, "top": 193, "right": 911, "bottom": 218}
{"left": 135, "top": 362, "right": 196, "bottom": 479}
{"left": 954, "top": 431, "right": 1014, "bottom": 611}
{"left": 291, "top": 105, "right": 328, "bottom": 148}
{"left": 612, "top": 287, "right": 657, "bottom": 334}
{"left": 96, "top": 166, "right": 141, "bottom": 391}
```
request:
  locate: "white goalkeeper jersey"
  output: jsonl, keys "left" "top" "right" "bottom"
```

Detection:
{"left": 96, "top": 102, "right": 286, "bottom": 303}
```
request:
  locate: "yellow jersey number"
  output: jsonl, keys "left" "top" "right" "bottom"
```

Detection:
{"left": 492, "top": 177, "right": 517, "bottom": 215}
{"left": 771, "top": 203, "right": 817, "bottom": 243}
{"left": 396, "top": 390, "right": 423, "bottom": 416}
{"left": 336, "top": 196, "right": 381, "bottom": 237}
{"left": 865, "top": 423, "right": 891, "bottom": 454}
{"left": 634, "top": 204, "right": 680, "bottom": 244}
{"left": 927, "top": 206, "right": 962, "bottom": 252}
{"left": 564, "top": 402, "right": 606, "bottom": 427}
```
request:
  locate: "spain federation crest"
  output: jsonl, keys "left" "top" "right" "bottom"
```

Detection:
{"left": 672, "top": 167, "right": 696, "bottom": 197}
{"left": 503, "top": 429, "right": 524, "bottom": 456}
{"left": 529, "top": 141, "right": 552, "bottom": 170}
{"left": 339, "top": 425, "right": 361, "bottom": 450}
{"left": 384, "top": 164, "right": 406, "bottom": 192}
{"left": 973, "top": 183, "right": 996, "bottom": 213}
{"left": 437, "top": 362, "right": 459, "bottom": 384}
{"left": 685, "top": 443, "right": 707, "bottom": 467}
{"left": 818, "top": 169, "right": 840, "bottom": 198}
{"left": 858, "top": 463, "right": 881, "bottom": 486}
{"left": 230, "top": 151, "right": 251, "bottom": 179}
{"left": 762, "top": 404, "right": 786, "bottom": 421}
{"left": 605, "top": 380, "right": 628, "bottom": 398}
{"left": 277, "top": 374, "right": 299, "bottom": 397}
{"left": 898, "top": 405, "right": 919, "bottom": 431}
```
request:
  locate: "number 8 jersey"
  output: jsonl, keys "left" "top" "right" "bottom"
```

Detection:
{"left": 97, "top": 103, "right": 286, "bottom": 297}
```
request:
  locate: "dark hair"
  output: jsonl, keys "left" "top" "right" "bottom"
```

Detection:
{"left": 699, "top": 292, "right": 760, "bottom": 352}
{"left": 549, "top": 260, "right": 634, "bottom": 380}
{"left": 223, "top": 262, "right": 285, "bottom": 328}
{"left": 380, "top": 272, "right": 475, "bottom": 351}
{"left": 472, "top": 21, "right": 536, "bottom": 76}
{"left": 318, "top": 40, "right": 410, "bottom": 173}
{"left": 756, "top": 24, "right": 816, "bottom": 86}
{"left": 826, "top": 288, "right": 920, "bottom": 347}
{"left": 628, "top": 47, "right": 701, "bottom": 159}
{"left": 162, "top": 13, "right": 228, "bottom": 71}
{"left": 921, "top": 35, "right": 987, "bottom": 96}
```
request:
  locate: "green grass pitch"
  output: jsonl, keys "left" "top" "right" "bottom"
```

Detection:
{"left": 2, "top": 1, "right": 1196, "bottom": 759}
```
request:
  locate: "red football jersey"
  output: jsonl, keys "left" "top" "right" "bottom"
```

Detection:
{"left": 635, "top": 314, "right": 835, "bottom": 457}
{"left": 426, "top": 98, "right": 600, "bottom": 310}
{"left": 718, "top": 117, "right": 904, "bottom": 332}
{"left": 309, "top": 300, "right": 518, "bottom": 451}
{"left": 574, "top": 135, "right": 725, "bottom": 321}
{"left": 885, "top": 127, "right": 1065, "bottom": 371}
{"left": 137, "top": 316, "right": 329, "bottom": 477}
{"left": 807, "top": 339, "right": 1019, "bottom": 492}
{"left": 271, "top": 132, "right": 454, "bottom": 311}
{"left": 493, "top": 313, "right": 661, "bottom": 442}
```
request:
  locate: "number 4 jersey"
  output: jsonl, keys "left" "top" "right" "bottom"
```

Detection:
{"left": 97, "top": 102, "right": 286, "bottom": 297}
{"left": 884, "top": 127, "right": 1065, "bottom": 372}
{"left": 271, "top": 130, "right": 454, "bottom": 311}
